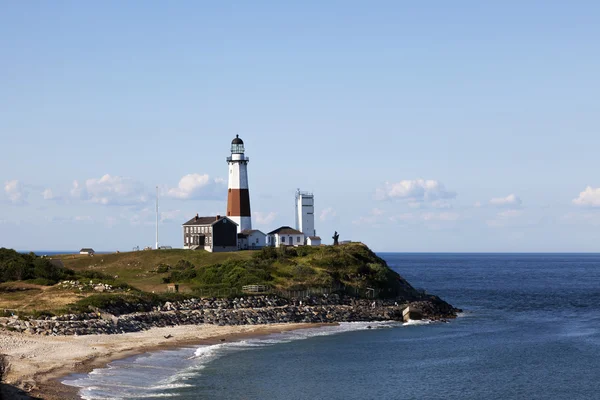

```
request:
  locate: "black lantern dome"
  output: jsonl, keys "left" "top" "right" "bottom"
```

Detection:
{"left": 231, "top": 135, "right": 245, "bottom": 153}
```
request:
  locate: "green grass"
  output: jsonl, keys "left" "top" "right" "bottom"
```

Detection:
{"left": 59, "top": 249, "right": 256, "bottom": 292}
{"left": 0, "top": 244, "right": 420, "bottom": 315}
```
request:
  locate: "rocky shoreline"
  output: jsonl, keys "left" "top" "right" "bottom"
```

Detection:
{"left": 0, "top": 294, "right": 460, "bottom": 336}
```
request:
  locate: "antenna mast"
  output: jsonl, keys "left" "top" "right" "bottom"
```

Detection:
{"left": 155, "top": 186, "right": 159, "bottom": 250}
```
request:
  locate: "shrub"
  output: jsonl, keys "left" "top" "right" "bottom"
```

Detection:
{"left": 175, "top": 259, "right": 195, "bottom": 270}
{"left": 77, "top": 270, "right": 113, "bottom": 281}
{"left": 156, "top": 263, "right": 170, "bottom": 273}
{"left": 0, "top": 248, "right": 75, "bottom": 284}
{"left": 25, "top": 278, "right": 57, "bottom": 286}
{"left": 253, "top": 246, "right": 277, "bottom": 261}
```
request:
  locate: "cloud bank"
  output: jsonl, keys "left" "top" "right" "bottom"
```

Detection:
{"left": 71, "top": 174, "right": 149, "bottom": 206}
{"left": 4, "top": 180, "right": 27, "bottom": 204}
{"left": 573, "top": 186, "right": 600, "bottom": 207}
{"left": 375, "top": 179, "right": 456, "bottom": 203}
{"left": 489, "top": 194, "right": 522, "bottom": 207}
{"left": 166, "top": 174, "right": 226, "bottom": 200}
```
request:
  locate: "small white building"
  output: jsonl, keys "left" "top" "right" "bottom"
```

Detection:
{"left": 79, "top": 248, "right": 95, "bottom": 255}
{"left": 306, "top": 236, "right": 321, "bottom": 246}
{"left": 238, "top": 229, "right": 266, "bottom": 250}
{"left": 267, "top": 226, "right": 305, "bottom": 248}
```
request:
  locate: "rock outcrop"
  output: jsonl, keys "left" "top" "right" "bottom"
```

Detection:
{"left": 0, "top": 294, "right": 460, "bottom": 336}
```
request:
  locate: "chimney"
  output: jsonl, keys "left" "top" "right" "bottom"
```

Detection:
{"left": 195, "top": 213, "right": 198, "bottom": 221}
{"left": 216, "top": 215, "right": 221, "bottom": 221}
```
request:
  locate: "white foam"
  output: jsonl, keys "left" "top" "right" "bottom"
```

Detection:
{"left": 403, "top": 319, "right": 431, "bottom": 326}
{"left": 65, "top": 321, "right": 404, "bottom": 399}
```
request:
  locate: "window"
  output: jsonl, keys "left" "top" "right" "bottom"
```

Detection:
{"left": 256, "top": 238, "right": 259, "bottom": 244}
{"left": 297, "top": 236, "right": 300, "bottom": 243}
{"left": 185, "top": 227, "right": 189, "bottom": 233}
{"left": 281, "top": 236, "right": 285, "bottom": 243}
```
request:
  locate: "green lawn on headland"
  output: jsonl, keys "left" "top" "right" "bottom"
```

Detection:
{"left": 1, "top": 244, "right": 420, "bottom": 316}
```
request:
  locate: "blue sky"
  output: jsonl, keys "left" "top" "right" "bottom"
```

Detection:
{"left": 1, "top": 1, "right": 600, "bottom": 252}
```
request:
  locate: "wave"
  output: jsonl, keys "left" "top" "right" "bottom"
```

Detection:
{"left": 63, "top": 321, "right": 422, "bottom": 399}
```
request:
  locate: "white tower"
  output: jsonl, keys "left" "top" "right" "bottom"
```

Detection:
{"left": 227, "top": 135, "right": 252, "bottom": 232}
{"left": 295, "top": 189, "right": 315, "bottom": 239}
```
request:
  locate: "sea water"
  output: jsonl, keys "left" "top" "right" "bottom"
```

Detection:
{"left": 62, "top": 253, "right": 600, "bottom": 399}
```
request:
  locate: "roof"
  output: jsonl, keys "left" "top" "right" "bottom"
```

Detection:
{"left": 267, "top": 226, "right": 304, "bottom": 235}
{"left": 241, "top": 229, "right": 265, "bottom": 236}
{"left": 232, "top": 134, "right": 244, "bottom": 145}
{"left": 182, "top": 215, "right": 238, "bottom": 226}
{"left": 79, "top": 248, "right": 94, "bottom": 252}
{"left": 308, "top": 236, "right": 321, "bottom": 240}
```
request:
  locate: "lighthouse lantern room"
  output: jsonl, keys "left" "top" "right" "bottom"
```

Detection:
{"left": 227, "top": 135, "right": 252, "bottom": 232}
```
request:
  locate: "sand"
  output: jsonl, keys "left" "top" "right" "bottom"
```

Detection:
{"left": 0, "top": 323, "right": 323, "bottom": 399}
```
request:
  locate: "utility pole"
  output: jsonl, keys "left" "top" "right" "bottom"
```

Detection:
{"left": 155, "top": 186, "right": 159, "bottom": 250}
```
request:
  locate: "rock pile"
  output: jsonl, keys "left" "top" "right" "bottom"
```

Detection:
{"left": 0, "top": 295, "right": 459, "bottom": 336}
{"left": 58, "top": 280, "right": 120, "bottom": 293}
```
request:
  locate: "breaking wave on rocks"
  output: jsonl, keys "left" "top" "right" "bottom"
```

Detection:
{"left": 62, "top": 321, "right": 420, "bottom": 399}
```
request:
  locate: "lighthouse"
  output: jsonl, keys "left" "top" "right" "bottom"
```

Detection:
{"left": 227, "top": 135, "right": 252, "bottom": 232}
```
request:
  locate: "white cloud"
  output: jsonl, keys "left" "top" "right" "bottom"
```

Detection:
{"left": 474, "top": 201, "right": 482, "bottom": 208}
{"left": 352, "top": 208, "right": 387, "bottom": 225}
{"left": 4, "top": 180, "right": 27, "bottom": 204}
{"left": 105, "top": 216, "right": 119, "bottom": 227}
{"left": 497, "top": 209, "right": 523, "bottom": 218}
{"left": 44, "top": 215, "right": 93, "bottom": 223}
{"left": 389, "top": 211, "right": 459, "bottom": 223}
{"left": 489, "top": 194, "right": 522, "bottom": 207}
{"left": 71, "top": 174, "right": 148, "bottom": 206}
{"left": 371, "top": 208, "right": 385, "bottom": 216}
{"left": 160, "top": 209, "right": 182, "bottom": 223}
{"left": 70, "top": 180, "right": 85, "bottom": 198}
{"left": 254, "top": 211, "right": 277, "bottom": 226}
{"left": 375, "top": 179, "right": 456, "bottom": 203}
{"left": 320, "top": 207, "right": 337, "bottom": 221}
{"left": 129, "top": 207, "right": 154, "bottom": 226}
{"left": 421, "top": 212, "right": 460, "bottom": 221}
{"left": 388, "top": 213, "right": 415, "bottom": 223}
{"left": 561, "top": 211, "right": 600, "bottom": 226}
{"left": 166, "top": 173, "right": 225, "bottom": 200}
{"left": 42, "top": 188, "right": 55, "bottom": 200}
{"left": 572, "top": 186, "right": 600, "bottom": 207}
{"left": 486, "top": 209, "right": 525, "bottom": 227}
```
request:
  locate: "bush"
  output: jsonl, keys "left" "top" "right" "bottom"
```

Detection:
{"left": 0, "top": 248, "right": 75, "bottom": 284}
{"left": 156, "top": 263, "right": 170, "bottom": 273}
{"left": 25, "top": 278, "right": 57, "bottom": 286}
{"left": 77, "top": 270, "right": 114, "bottom": 281}
{"left": 175, "top": 259, "right": 195, "bottom": 270}
{"left": 292, "top": 264, "right": 316, "bottom": 278}
{"left": 67, "top": 292, "right": 195, "bottom": 315}
{"left": 253, "top": 246, "right": 277, "bottom": 261}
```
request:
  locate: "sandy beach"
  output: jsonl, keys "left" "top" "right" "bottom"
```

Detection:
{"left": 0, "top": 322, "right": 323, "bottom": 399}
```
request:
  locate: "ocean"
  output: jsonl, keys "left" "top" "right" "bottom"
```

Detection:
{"left": 62, "top": 253, "right": 600, "bottom": 400}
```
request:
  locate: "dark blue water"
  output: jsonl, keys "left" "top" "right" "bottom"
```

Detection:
{"left": 64, "top": 254, "right": 600, "bottom": 400}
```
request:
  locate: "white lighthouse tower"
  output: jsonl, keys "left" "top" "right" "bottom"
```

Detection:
{"left": 295, "top": 189, "right": 315, "bottom": 239}
{"left": 227, "top": 135, "right": 252, "bottom": 232}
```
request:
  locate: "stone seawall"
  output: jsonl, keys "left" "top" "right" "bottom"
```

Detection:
{"left": 0, "top": 295, "right": 459, "bottom": 336}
